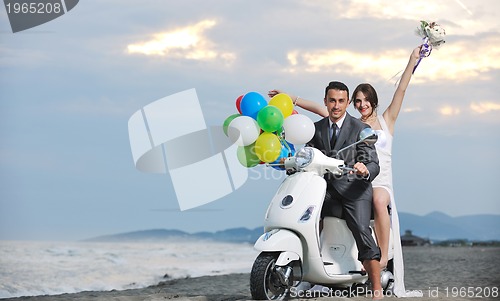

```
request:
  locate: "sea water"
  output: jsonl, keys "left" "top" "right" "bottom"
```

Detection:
{"left": 2, "top": 241, "right": 499, "bottom": 299}
{"left": 0, "top": 239, "right": 259, "bottom": 298}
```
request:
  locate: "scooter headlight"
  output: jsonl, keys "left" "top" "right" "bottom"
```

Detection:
{"left": 295, "top": 147, "right": 314, "bottom": 169}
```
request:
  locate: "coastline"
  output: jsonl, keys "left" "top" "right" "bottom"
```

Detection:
{"left": 2, "top": 273, "right": 496, "bottom": 301}
{"left": 3, "top": 246, "right": 499, "bottom": 301}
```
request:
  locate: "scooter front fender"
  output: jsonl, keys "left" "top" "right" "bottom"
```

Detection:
{"left": 254, "top": 229, "right": 303, "bottom": 265}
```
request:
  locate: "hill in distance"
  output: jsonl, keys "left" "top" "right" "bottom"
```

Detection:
{"left": 85, "top": 211, "right": 500, "bottom": 243}
{"left": 86, "top": 227, "right": 264, "bottom": 244}
{"left": 398, "top": 211, "right": 500, "bottom": 241}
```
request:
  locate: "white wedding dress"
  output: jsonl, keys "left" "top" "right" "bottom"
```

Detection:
{"left": 372, "top": 115, "right": 422, "bottom": 298}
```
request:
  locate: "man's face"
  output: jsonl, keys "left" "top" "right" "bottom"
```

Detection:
{"left": 324, "top": 88, "right": 349, "bottom": 123}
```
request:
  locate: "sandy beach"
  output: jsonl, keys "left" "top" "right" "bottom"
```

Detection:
{"left": 3, "top": 247, "right": 499, "bottom": 301}
{"left": 2, "top": 272, "right": 497, "bottom": 301}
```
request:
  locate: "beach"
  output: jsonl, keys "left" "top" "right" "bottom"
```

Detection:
{"left": 2, "top": 246, "right": 499, "bottom": 301}
{"left": 2, "top": 272, "right": 498, "bottom": 301}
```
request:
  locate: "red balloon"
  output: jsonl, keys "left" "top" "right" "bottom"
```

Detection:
{"left": 236, "top": 95, "right": 244, "bottom": 114}
{"left": 291, "top": 109, "right": 299, "bottom": 115}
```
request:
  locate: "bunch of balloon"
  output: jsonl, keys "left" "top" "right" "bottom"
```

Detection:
{"left": 259, "top": 93, "right": 295, "bottom": 169}
{"left": 223, "top": 92, "right": 315, "bottom": 168}
{"left": 223, "top": 92, "right": 265, "bottom": 168}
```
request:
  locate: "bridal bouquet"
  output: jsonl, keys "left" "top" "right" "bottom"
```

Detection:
{"left": 416, "top": 20, "right": 446, "bottom": 47}
{"left": 413, "top": 20, "right": 446, "bottom": 73}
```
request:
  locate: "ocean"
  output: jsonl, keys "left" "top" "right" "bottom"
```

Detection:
{"left": 1, "top": 240, "right": 499, "bottom": 299}
{"left": 0, "top": 239, "right": 259, "bottom": 298}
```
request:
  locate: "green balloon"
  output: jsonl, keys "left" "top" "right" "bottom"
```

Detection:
{"left": 237, "top": 143, "right": 260, "bottom": 167}
{"left": 223, "top": 113, "right": 241, "bottom": 136}
{"left": 257, "top": 105, "right": 284, "bottom": 133}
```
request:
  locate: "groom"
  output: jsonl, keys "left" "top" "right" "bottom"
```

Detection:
{"left": 306, "top": 81, "right": 383, "bottom": 298}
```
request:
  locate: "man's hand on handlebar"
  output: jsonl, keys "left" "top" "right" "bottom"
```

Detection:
{"left": 353, "top": 162, "right": 370, "bottom": 178}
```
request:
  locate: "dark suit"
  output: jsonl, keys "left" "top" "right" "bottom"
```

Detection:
{"left": 307, "top": 113, "right": 381, "bottom": 261}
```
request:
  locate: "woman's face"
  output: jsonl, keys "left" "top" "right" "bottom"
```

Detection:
{"left": 354, "top": 91, "right": 372, "bottom": 118}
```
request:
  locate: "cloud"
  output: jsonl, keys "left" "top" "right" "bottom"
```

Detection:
{"left": 285, "top": 48, "right": 407, "bottom": 82}
{"left": 470, "top": 101, "right": 500, "bottom": 114}
{"left": 403, "top": 107, "right": 423, "bottom": 113}
{"left": 436, "top": 102, "right": 500, "bottom": 118}
{"left": 414, "top": 101, "right": 500, "bottom": 120}
{"left": 424, "top": 36, "right": 500, "bottom": 82}
{"left": 337, "top": 0, "right": 446, "bottom": 20}
{"left": 126, "top": 19, "right": 235, "bottom": 64}
{"left": 323, "top": 0, "right": 500, "bottom": 35}
{"left": 439, "top": 105, "right": 461, "bottom": 116}
{"left": 283, "top": 35, "right": 500, "bottom": 84}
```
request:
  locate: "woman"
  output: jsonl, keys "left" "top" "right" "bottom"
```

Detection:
{"left": 268, "top": 46, "right": 421, "bottom": 297}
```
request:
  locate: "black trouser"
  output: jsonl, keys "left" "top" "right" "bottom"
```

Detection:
{"left": 321, "top": 186, "right": 381, "bottom": 262}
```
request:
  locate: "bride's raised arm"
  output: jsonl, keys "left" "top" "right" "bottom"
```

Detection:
{"left": 268, "top": 89, "right": 328, "bottom": 118}
{"left": 383, "top": 46, "right": 421, "bottom": 134}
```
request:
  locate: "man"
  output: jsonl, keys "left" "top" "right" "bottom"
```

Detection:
{"left": 307, "top": 81, "right": 383, "bottom": 298}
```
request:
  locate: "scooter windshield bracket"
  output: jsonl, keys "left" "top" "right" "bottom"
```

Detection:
{"left": 299, "top": 206, "right": 316, "bottom": 223}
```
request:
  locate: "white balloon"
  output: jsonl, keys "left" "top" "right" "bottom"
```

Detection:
{"left": 283, "top": 114, "right": 315, "bottom": 144}
{"left": 227, "top": 116, "right": 261, "bottom": 146}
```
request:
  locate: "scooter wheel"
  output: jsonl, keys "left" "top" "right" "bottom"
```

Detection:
{"left": 250, "top": 252, "right": 291, "bottom": 300}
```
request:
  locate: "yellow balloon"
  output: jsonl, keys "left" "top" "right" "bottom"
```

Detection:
{"left": 269, "top": 93, "right": 294, "bottom": 118}
{"left": 255, "top": 132, "right": 281, "bottom": 163}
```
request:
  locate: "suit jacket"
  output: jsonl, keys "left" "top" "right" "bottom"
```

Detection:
{"left": 307, "top": 113, "right": 380, "bottom": 202}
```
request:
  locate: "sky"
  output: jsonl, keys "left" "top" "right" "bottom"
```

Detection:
{"left": 1, "top": 0, "right": 499, "bottom": 241}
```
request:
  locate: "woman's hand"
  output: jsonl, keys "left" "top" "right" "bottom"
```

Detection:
{"left": 268, "top": 89, "right": 283, "bottom": 98}
{"left": 411, "top": 46, "right": 422, "bottom": 61}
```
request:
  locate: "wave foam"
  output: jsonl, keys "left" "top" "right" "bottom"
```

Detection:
{"left": 0, "top": 240, "right": 258, "bottom": 298}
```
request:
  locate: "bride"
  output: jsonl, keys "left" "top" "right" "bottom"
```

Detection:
{"left": 268, "top": 46, "right": 422, "bottom": 297}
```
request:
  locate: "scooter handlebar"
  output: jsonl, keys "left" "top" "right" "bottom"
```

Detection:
{"left": 264, "top": 147, "right": 350, "bottom": 177}
{"left": 340, "top": 166, "right": 357, "bottom": 173}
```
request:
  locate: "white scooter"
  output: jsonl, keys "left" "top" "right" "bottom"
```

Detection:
{"left": 250, "top": 128, "right": 394, "bottom": 300}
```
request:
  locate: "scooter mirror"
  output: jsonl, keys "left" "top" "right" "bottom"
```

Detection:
{"left": 359, "top": 127, "right": 378, "bottom": 145}
{"left": 336, "top": 127, "right": 378, "bottom": 156}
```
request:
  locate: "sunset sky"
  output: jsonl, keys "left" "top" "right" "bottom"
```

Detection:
{"left": 1, "top": 0, "right": 499, "bottom": 240}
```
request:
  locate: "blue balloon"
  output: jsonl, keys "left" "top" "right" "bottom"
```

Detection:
{"left": 240, "top": 92, "right": 267, "bottom": 120}
{"left": 271, "top": 141, "right": 295, "bottom": 170}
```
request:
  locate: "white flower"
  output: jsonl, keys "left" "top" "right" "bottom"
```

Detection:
{"left": 415, "top": 21, "right": 446, "bottom": 48}
{"left": 426, "top": 22, "right": 446, "bottom": 47}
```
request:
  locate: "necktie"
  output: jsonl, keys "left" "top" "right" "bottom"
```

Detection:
{"left": 330, "top": 123, "right": 337, "bottom": 149}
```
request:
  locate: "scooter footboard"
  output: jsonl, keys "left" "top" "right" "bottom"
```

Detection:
{"left": 254, "top": 229, "right": 303, "bottom": 264}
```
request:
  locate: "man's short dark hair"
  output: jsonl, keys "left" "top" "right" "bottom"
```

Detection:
{"left": 325, "top": 81, "right": 349, "bottom": 99}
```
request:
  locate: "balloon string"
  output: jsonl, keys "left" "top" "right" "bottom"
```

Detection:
{"left": 390, "top": 70, "right": 403, "bottom": 87}
{"left": 278, "top": 130, "right": 292, "bottom": 155}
